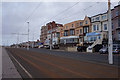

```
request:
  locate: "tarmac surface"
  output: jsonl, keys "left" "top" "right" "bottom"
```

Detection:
{"left": 6, "top": 48, "right": 119, "bottom": 78}
{"left": 28, "top": 48, "right": 120, "bottom": 67}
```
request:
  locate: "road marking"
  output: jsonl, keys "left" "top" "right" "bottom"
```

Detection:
{"left": 10, "top": 53, "right": 33, "bottom": 78}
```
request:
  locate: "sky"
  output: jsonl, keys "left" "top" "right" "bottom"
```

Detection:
{"left": 1, "top": 1, "right": 119, "bottom": 46}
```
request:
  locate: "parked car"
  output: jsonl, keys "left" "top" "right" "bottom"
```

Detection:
{"left": 77, "top": 46, "right": 87, "bottom": 52}
{"left": 38, "top": 45, "right": 44, "bottom": 48}
{"left": 113, "top": 44, "right": 120, "bottom": 54}
{"left": 52, "top": 45, "right": 59, "bottom": 49}
{"left": 113, "top": 48, "right": 120, "bottom": 54}
{"left": 99, "top": 44, "right": 120, "bottom": 54}
{"left": 99, "top": 47, "right": 108, "bottom": 54}
{"left": 77, "top": 46, "right": 82, "bottom": 52}
{"left": 44, "top": 45, "right": 50, "bottom": 49}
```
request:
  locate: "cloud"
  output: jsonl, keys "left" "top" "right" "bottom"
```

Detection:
{"left": 2, "top": 2, "right": 118, "bottom": 45}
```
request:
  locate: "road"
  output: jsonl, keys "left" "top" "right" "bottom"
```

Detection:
{"left": 27, "top": 48, "right": 120, "bottom": 66}
{"left": 6, "top": 48, "right": 119, "bottom": 78}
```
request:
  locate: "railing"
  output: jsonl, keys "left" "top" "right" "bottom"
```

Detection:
{"left": 90, "top": 39, "right": 102, "bottom": 48}
{"left": 87, "top": 38, "right": 102, "bottom": 52}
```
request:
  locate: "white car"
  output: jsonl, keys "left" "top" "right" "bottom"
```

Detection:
{"left": 38, "top": 45, "right": 44, "bottom": 48}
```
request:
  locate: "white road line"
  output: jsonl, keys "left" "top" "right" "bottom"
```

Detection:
{"left": 10, "top": 53, "right": 33, "bottom": 78}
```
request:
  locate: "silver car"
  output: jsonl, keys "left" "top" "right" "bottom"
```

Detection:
{"left": 99, "top": 47, "right": 108, "bottom": 54}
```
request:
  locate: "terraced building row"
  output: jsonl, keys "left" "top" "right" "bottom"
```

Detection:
{"left": 40, "top": 4, "right": 120, "bottom": 52}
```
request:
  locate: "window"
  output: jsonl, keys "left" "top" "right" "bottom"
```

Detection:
{"left": 74, "top": 38, "right": 78, "bottom": 43}
{"left": 70, "top": 29, "right": 75, "bottom": 35}
{"left": 92, "top": 18, "right": 94, "bottom": 22}
{"left": 112, "top": 23, "right": 113, "bottom": 29}
{"left": 96, "top": 17, "right": 100, "bottom": 21}
{"left": 72, "top": 24, "right": 73, "bottom": 27}
{"left": 84, "top": 28, "right": 86, "bottom": 33}
{"left": 104, "top": 24, "right": 107, "bottom": 30}
{"left": 102, "top": 15, "right": 106, "bottom": 20}
{"left": 81, "top": 38, "right": 82, "bottom": 42}
{"left": 98, "top": 36, "right": 101, "bottom": 39}
{"left": 116, "top": 11, "right": 119, "bottom": 16}
{"left": 118, "top": 32, "right": 120, "bottom": 40}
{"left": 85, "top": 21, "right": 88, "bottom": 24}
{"left": 80, "top": 29, "right": 82, "bottom": 34}
{"left": 80, "top": 22, "right": 83, "bottom": 26}
{"left": 86, "top": 27, "right": 89, "bottom": 33}
{"left": 119, "top": 19, "right": 120, "bottom": 27}
{"left": 87, "top": 37, "right": 90, "bottom": 42}
{"left": 97, "top": 24, "right": 99, "bottom": 31}
{"left": 77, "top": 30, "right": 79, "bottom": 34}
{"left": 56, "top": 33, "right": 60, "bottom": 37}
{"left": 93, "top": 25, "right": 96, "bottom": 31}
{"left": 77, "top": 23, "right": 79, "bottom": 27}
{"left": 84, "top": 36, "right": 85, "bottom": 41}
{"left": 66, "top": 26, "right": 68, "bottom": 29}
{"left": 64, "top": 31, "right": 69, "bottom": 36}
{"left": 94, "top": 37, "right": 97, "bottom": 41}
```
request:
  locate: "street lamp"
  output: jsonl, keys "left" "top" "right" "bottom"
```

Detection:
{"left": 50, "top": 23, "right": 52, "bottom": 50}
{"left": 108, "top": 0, "right": 113, "bottom": 64}
{"left": 27, "top": 21, "right": 29, "bottom": 50}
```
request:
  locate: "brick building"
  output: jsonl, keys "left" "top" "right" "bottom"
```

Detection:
{"left": 40, "top": 26, "right": 48, "bottom": 45}
{"left": 44, "top": 21, "right": 63, "bottom": 48}
{"left": 60, "top": 16, "right": 91, "bottom": 50}
{"left": 85, "top": 12, "right": 109, "bottom": 52}
{"left": 112, "top": 4, "right": 120, "bottom": 41}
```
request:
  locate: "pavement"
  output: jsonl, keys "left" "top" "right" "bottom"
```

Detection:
{"left": 0, "top": 47, "right": 2, "bottom": 80}
{"left": 6, "top": 48, "right": 119, "bottom": 78}
{"left": 2, "top": 47, "right": 21, "bottom": 79}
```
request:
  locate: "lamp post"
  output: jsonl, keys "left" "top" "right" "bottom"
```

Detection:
{"left": 108, "top": 0, "right": 113, "bottom": 64}
{"left": 27, "top": 21, "right": 29, "bottom": 50}
{"left": 17, "top": 33, "right": 19, "bottom": 48}
{"left": 32, "top": 33, "right": 34, "bottom": 48}
{"left": 50, "top": 23, "right": 52, "bottom": 50}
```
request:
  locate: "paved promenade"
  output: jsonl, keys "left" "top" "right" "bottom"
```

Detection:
{"left": 2, "top": 47, "right": 21, "bottom": 78}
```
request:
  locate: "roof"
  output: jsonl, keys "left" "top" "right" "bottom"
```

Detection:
{"left": 90, "top": 12, "right": 107, "bottom": 18}
{"left": 114, "top": 4, "right": 120, "bottom": 8}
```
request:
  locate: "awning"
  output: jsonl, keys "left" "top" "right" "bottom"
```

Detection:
{"left": 86, "top": 32, "right": 101, "bottom": 36}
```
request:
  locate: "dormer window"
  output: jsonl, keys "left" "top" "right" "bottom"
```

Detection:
{"left": 92, "top": 18, "right": 94, "bottom": 22}
{"left": 96, "top": 17, "right": 99, "bottom": 21}
{"left": 66, "top": 26, "right": 68, "bottom": 29}
{"left": 85, "top": 21, "right": 88, "bottom": 24}
{"left": 77, "top": 23, "right": 79, "bottom": 27}
{"left": 72, "top": 24, "right": 73, "bottom": 27}
{"left": 102, "top": 15, "right": 106, "bottom": 20}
